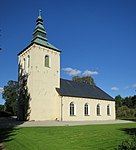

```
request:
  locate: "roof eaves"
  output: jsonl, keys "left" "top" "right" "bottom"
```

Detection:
{"left": 57, "top": 93, "right": 115, "bottom": 101}
{"left": 33, "top": 41, "right": 61, "bottom": 52}
{"left": 18, "top": 43, "right": 33, "bottom": 56}
{"left": 18, "top": 42, "right": 61, "bottom": 56}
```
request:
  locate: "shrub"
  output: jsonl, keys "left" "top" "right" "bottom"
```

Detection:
{"left": 116, "top": 106, "right": 136, "bottom": 118}
{"left": 115, "top": 136, "right": 136, "bottom": 150}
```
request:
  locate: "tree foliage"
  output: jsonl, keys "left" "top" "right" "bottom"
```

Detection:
{"left": 17, "top": 76, "right": 30, "bottom": 121}
{"left": 115, "top": 95, "right": 123, "bottom": 109}
{"left": 72, "top": 76, "right": 96, "bottom": 85}
{"left": 0, "top": 104, "right": 4, "bottom": 111}
{"left": 2, "top": 80, "right": 18, "bottom": 115}
{"left": 115, "top": 95, "right": 136, "bottom": 118}
{"left": 17, "top": 63, "right": 30, "bottom": 121}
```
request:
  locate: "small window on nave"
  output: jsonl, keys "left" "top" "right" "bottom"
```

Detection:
{"left": 70, "top": 102, "right": 75, "bottom": 116}
{"left": 84, "top": 103, "right": 89, "bottom": 116}
{"left": 97, "top": 104, "right": 101, "bottom": 116}
{"left": 107, "top": 105, "right": 110, "bottom": 116}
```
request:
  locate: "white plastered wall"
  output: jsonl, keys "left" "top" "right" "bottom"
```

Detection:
{"left": 61, "top": 96, "right": 115, "bottom": 121}
{"left": 18, "top": 43, "right": 61, "bottom": 121}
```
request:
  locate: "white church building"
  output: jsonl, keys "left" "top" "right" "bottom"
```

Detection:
{"left": 18, "top": 12, "right": 115, "bottom": 121}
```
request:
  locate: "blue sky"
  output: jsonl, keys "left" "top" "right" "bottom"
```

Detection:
{"left": 0, "top": 0, "right": 136, "bottom": 104}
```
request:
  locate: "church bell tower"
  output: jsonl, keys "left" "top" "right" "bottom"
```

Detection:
{"left": 18, "top": 10, "right": 61, "bottom": 121}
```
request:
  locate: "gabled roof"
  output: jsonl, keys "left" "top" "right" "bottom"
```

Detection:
{"left": 56, "top": 79, "right": 114, "bottom": 101}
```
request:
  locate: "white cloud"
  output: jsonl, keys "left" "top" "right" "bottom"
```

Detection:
{"left": 132, "top": 84, "right": 136, "bottom": 88}
{"left": 0, "top": 87, "right": 3, "bottom": 93}
{"left": 82, "top": 70, "right": 98, "bottom": 76}
{"left": 110, "top": 84, "right": 136, "bottom": 91}
{"left": 111, "top": 87, "right": 119, "bottom": 91}
{"left": 62, "top": 67, "right": 98, "bottom": 77}
{"left": 62, "top": 67, "right": 81, "bottom": 76}
{"left": 124, "top": 86, "right": 129, "bottom": 89}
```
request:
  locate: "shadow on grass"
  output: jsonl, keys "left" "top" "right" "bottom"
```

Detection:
{"left": 0, "top": 128, "right": 16, "bottom": 143}
{"left": 0, "top": 117, "right": 25, "bottom": 150}
{"left": 121, "top": 118, "right": 136, "bottom": 122}
{"left": 121, "top": 128, "right": 136, "bottom": 136}
{"left": 0, "top": 64, "right": 31, "bottom": 149}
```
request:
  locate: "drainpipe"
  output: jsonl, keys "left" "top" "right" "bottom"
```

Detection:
{"left": 61, "top": 96, "right": 63, "bottom": 121}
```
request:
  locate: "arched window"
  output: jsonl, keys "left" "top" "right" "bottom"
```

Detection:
{"left": 84, "top": 103, "right": 89, "bottom": 116}
{"left": 28, "top": 55, "right": 30, "bottom": 68}
{"left": 70, "top": 102, "right": 75, "bottom": 116}
{"left": 107, "top": 105, "right": 110, "bottom": 116}
{"left": 23, "top": 58, "right": 26, "bottom": 70}
{"left": 45, "top": 55, "right": 49, "bottom": 67}
{"left": 97, "top": 104, "right": 100, "bottom": 116}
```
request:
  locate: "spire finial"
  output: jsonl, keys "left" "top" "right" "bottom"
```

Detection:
{"left": 39, "top": 9, "right": 42, "bottom": 17}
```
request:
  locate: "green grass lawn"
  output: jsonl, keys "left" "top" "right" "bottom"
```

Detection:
{"left": 0, "top": 123, "right": 136, "bottom": 150}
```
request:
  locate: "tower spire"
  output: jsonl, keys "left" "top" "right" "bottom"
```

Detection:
{"left": 32, "top": 10, "right": 47, "bottom": 43}
{"left": 31, "top": 10, "right": 60, "bottom": 51}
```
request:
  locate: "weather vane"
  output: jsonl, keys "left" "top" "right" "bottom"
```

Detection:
{"left": 39, "top": 9, "right": 42, "bottom": 16}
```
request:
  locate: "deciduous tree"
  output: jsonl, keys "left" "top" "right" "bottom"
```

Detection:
{"left": 2, "top": 80, "right": 18, "bottom": 115}
{"left": 72, "top": 76, "right": 96, "bottom": 85}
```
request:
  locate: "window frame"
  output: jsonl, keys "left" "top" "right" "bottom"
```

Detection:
{"left": 23, "top": 58, "right": 26, "bottom": 70}
{"left": 70, "top": 102, "right": 76, "bottom": 116}
{"left": 107, "top": 104, "right": 111, "bottom": 116}
{"left": 96, "top": 104, "right": 101, "bottom": 116}
{"left": 44, "top": 55, "right": 50, "bottom": 68}
{"left": 28, "top": 55, "right": 30, "bottom": 68}
{"left": 84, "top": 103, "right": 90, "bottom": 116}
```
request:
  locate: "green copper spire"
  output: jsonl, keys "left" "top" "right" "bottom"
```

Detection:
{"left": 32, "top": 10, "right": 47, "bottom": 42}
{"left": 31, "top": 10, "right": 60, "bottom": 51}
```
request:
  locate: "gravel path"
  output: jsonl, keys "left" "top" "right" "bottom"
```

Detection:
{"left": 0, "top": 117, "right": 135, "bottom": 128}
{"left": 18, "top": 119, "right": 135, "bottom": 127}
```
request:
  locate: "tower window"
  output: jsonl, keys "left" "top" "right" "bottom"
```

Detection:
{"left": 45, "top": 55, "right": 49, "bottom": 67}
{"left": 28, "top": 55, "right": 30, "bottom": 68}
{"left": 23, "top": 58, "right": 26, "bottom": 70}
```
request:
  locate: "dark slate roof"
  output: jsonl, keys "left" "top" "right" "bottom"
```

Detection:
{"left": 56, "top": 79, "right": 114, "bottom": 101}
